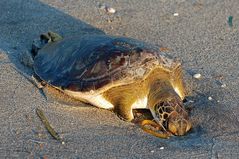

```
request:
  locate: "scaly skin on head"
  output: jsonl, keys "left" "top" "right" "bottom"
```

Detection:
{"left": 147, "top": 79, "right": 191, "bottom": 136}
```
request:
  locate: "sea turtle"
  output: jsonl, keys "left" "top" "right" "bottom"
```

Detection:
{"left": 20, "top": 32, "right": 192, "bottom": 137}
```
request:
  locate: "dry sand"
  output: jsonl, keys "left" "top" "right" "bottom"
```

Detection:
{"left": 0, "top": 0, "right": 238, "bottom": 158}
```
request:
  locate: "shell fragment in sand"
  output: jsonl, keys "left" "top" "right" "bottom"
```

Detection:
{"left": 99, "top": 4, "right": 116, "bottom": 14}
{"left": 208, "top": 96, "right": 213, "bottom": 100}
{"left": 106, "top": 7, "right": 116, "bottom": 14}
{"left": 193, "top": 73, "right": 202, "bottom": 79}
{"left": 221, "top": 84, "right": 226, "bottom": 88}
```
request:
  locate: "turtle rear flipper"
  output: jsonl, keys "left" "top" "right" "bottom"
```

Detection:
{"left": 32, "top": 31, "right": 63, "bottom": 57}
{"left": 114, "top": 103, "right": 134, "bottom": 121}
{"left": 47, "top": 31, "right": 63, "bottom": 42}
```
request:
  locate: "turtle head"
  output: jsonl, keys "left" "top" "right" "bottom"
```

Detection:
{"left": 152, "top": 96, "right": 192, "bottom": 136}
{"left": 148, "top": 79, "right": 191, "bottom": 136}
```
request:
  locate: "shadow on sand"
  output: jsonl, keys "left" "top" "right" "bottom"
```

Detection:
{"left": 0, "top": 0, "right": 104, "bottom": 70}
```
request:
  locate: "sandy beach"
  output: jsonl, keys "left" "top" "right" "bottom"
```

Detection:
{"left": 0, "top": 0, "right": 238, "bottom": 158}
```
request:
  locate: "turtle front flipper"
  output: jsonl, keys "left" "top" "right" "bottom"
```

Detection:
{"left": 140, "top": 120, "right": 172, "bottom": 139}
{"left": 103, "top": 86, "right": 139, "bottom": 122}
{"left": 114, "top": 102, "right": 134, "bottom": 121}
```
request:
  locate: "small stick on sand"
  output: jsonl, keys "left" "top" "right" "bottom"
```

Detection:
{"left": 36, "top": 108, "right": 64, "bottom": 144}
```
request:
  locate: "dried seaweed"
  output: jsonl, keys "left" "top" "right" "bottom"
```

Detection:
{"left": 36, "top": 108, "right": 64, "bottom": 144}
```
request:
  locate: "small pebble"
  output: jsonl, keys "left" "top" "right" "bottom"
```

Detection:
{"left": 208, "top": 96, "right": 213, "bottom": 101}
{"left": 160, "top": 147, "right": 164, "bottom": 150}
{"left": 221, "top": 84, "right": 226, "bottom": 88}
{"left": 173, "top": 13, "right": 179, "bottom": 16}
{"left": 193, "top": 73, "right": 202, "bottom": 79}
{"left": 106, "top": 7, "right": 116, "bottom": 14}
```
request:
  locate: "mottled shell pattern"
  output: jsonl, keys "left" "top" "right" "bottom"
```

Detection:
{"left": 34, "top": 35, "right": 180, "bottom": 92}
